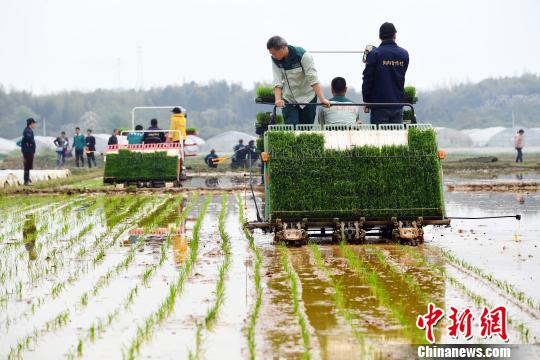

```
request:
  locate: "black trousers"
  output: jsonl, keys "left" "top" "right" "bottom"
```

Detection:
{"left": 87, "top": 152, "right": 96, "bottom": 168}
{"left": 75, "top": 148, "right": 84, "bottom": 167}
{"left": 23, "top": 153, "right": 34, "bottom": 183}
{"left": 516, "top": 148, "right": 523, "bottom": 163}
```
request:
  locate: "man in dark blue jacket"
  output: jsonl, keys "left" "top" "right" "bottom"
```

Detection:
{"left": 362, "top": 22, "right": 409, "bottom": 125}
{"left": 143, "top": 118, "right": 165, "bottom": 144}
{"left": 21, "top": 118, "right": 37, "bottom": 185}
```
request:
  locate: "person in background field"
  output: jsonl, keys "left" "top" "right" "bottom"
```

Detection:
{"left": 21, "top": 118, "right": 37, "bottom": 185}
{"left": 127, "top": 125, "right": 144, "bottom": 144}
{"left": 108, "top": 129, "right": 119, "bottom": 145}
{"left": 267, "top": 35, "right": 330, "bottom": 125}
{"left": 204, "top": 149, "right": 219, "bottom": 168}
{"left": 85, "top": 129, "right": 97, "bottom": 168}
{"left": 73, "top": 127, "right": 85, "bottom": 167}
{"left": 247, "top": 140, "right": 258, "bottom": 164}
{"left": 53, "top": 131, "right": 69, "bottom": 167}
{"left": 168, "top": 107, "right": 187, "bottom": 144}
{"left": 514, "top": 129, "right": 525, "bottom": 163}
{"left": 362, "top": 22, "right": 409, "bottom": 125}
{"left": 143, "top": 118, "right": 165, "bottom": 144}
{"left": 318, "top": 77, "right": 361, "bottom": 126}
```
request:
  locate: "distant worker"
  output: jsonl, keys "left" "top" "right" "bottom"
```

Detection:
{"left": 108, "top": 129, "right": 119, "bottom": 145}
{"left": 143, "top": 118, "right": 165, "bottom": 144}
{"left": 168, "top": 107, "right": 187, "bottom": 144}
{"left": 318, "top": 77, "right": 361, "bottom": 126}
{"left": 73, "top": 127, "right": 85, "bottom": 167}
{"left": 53, "top": 131, "right": 69, "bottom": 167}
{"left": 362, "top": 22, "right": 409, "bottom": 125}
{"left": 21, "top": 118, "right": 37, "bottom": 186}
{"left": 267, "top": 35, "right": 330, "bottom": 125}
{"left": 85, "top": 129, "right": 97, "bottom": 168}
{"left": 232, "top": 139, "right": 247, "bottom": 169}
{"left": 514, "top": 129, "right": 525, "bottom": 163}
{"left": 127, "top": 125, "right": 144, "bottom": 145}
{"left": 233, "top": 139, "right": 245, "bottom": 153}
{"left": 204, "top": 149, "right": 219, "bottom": 168}
{"left": 247, "top": 140, "right": 258, "bottom": 164}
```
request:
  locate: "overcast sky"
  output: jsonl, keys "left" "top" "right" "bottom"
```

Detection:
{"left": 0, "top": 0, "right": 538, "bottom": 94}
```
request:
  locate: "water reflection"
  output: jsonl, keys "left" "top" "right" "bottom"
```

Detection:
{"left": 172, "top": 234, "right": 189, "bottom": 266}
{"left": 123, "top": 195, "right": 190, "bottom": 268}
{"left": 23, "top": 214, "right": 37, "bottom": 261}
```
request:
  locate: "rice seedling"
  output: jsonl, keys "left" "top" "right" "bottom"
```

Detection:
{"left": 339, "top": 242, "right": 425, "bottom": 344}
{"left": 309, "top": 243, "right": 365, "bottom": 349}
{"left": 62, "top": 193, "right": 199, "bottom": 359}
{"left": 123, "top": 194, "right": 212, "bottom": 360}
{"left": 236, "top": 194, "right": 263, "bottom": 360}
{"left": 366, "top": 245, "right": 436, "bottom": 306}
{"left": 440, "top": 248, "right": 540, "bottom": 315}
{"left": 266, "top": 128, "right": 443, "bottom": 219}
{"left": 447, "top": 274, "right": 533, "bottom": 343}
{"left": 279, "top": 244, "right": 312, "bottom": 359}
{"left": 1, "top": 197, "right": 161, "bottom": 335}
{"left": 188, "top": 194, "right": 232, "bottom": 359}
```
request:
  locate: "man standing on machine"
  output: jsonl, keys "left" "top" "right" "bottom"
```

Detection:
{"left": 267, "top": 35, "right": 330, "bottom": 125}
{"left": 362, "top": 22, "right": 409, "bottom": 125}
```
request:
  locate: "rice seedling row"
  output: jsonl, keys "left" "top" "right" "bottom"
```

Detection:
{"left": 237, "top": 194, "right": 263, "bottom": 360}
{"left": 308, "top": 243, "right": 366, "bottom": 350}
{"left": 366, "top": 245, "right": 439, "bottom": 306}
{"left": 403, "top": 246, "right": 533, "bottom": 343}
{"left": 188, "top": 193, "right": 232, "bottom": 359}
{"left": 0, "top": 213, "right": 100, "bottom": 304}
{"left": 4, "top": 195, "right": 178, "bottom": 359}
{"left": 123, "top": 194, "right": 211, "bottom": 359}
{"left": 1, "top": 197, "right": 156, "bottom": 330}
{"left": 65, "top": 193, "right": 199, "bottom": 358}
{"left": 439, "top": 248, "right": 540, "bottom": 316}
{"left": 339, "top": 242, "right": 426, "bottom": 344}
{"left": 279, "top": 244, "right": 313, "bottom": 359}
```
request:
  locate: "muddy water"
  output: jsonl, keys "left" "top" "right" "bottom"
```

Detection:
{"left": 256, "top": 243, "right": 446, "bottom": 359}
{"left": 4, "top": 185, "right": 540, "bottom": 359}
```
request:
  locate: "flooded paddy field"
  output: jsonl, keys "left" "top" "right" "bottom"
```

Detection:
{"left": 1, "top": 172, "right": 540, "bottom": 359}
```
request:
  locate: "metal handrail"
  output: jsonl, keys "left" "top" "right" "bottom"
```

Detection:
{"left": 259, "top": 102, "right": 415, "bottom": 125}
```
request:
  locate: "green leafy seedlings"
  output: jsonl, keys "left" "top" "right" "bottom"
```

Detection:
{"left": 255, "top": 85, "right": 275, "bottom": 103}
{"left": 340, "top": 242, "right": 425, "bottom": 344}
{"left": 440, "top": 248, "right": 540, "bottom": 316}
{"left": 104, "top": 150, "right": 178, "bottom": 182}
{"left": 266, "top": 128, "right": 443, "bottom": 220}
{"left": 124, "top": 194, "right": 212, "bottom": 360}
{"left": 309, "top": 243, "right": 365, "bottom": 350}
{"left": 279, "top": 244, "right": 312, "bottom": 359}
{"left": 189, "top": 194, "right": 232, "bottom": 359}
{"left": 237, "top": 194, "right": 263, "bottom": 360}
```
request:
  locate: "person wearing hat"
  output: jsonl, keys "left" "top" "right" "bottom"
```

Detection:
{"left": 21, "top": 118, "right": 37, "bottom": 185}
{"left": 362, "top": 22, "right": 409, "bottom": 125}
{"left": 168, "top": 107, "right": 187, "bottom": 144}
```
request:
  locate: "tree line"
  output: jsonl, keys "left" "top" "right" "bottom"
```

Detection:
{"left": 1, "top": 73, "right": 539, "bottom": 139}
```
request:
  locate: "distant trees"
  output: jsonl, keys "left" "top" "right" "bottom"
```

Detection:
{"left": 1, "top": 74, "right": 539, "bottom": 139}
